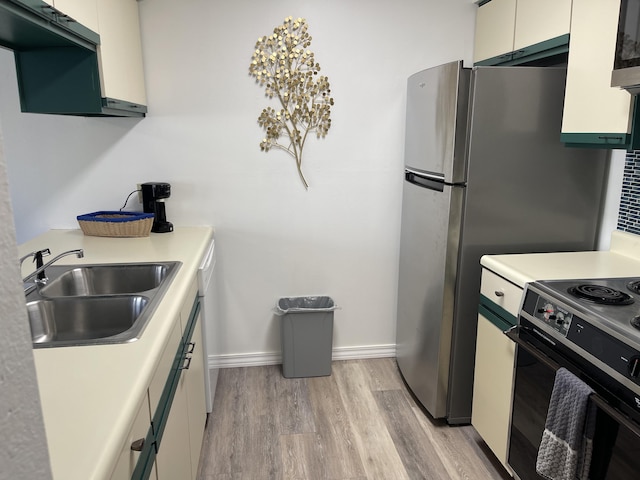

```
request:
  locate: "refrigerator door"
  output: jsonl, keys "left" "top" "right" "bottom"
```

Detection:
{"left": 445, "top": 66, "right": 607, "bottom": 423}
{"left": 403, "top": 60, "right": 469, "bottom": 183}
{"left": 396, "top": 179, "right": 465, "bottom": 418}
{"left": 396, "top": 61, "right": 470, "bottom": 418}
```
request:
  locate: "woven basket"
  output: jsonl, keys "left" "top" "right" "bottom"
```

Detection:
{"left": 77, "top": 211, "right": 154, "bottom": 238}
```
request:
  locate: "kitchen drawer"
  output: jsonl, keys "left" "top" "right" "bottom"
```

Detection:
{"left": 480, "top": 269, "right": 523, "bottom": 317}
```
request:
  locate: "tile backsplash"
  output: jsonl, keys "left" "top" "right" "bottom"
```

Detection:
{"left": 618, "top": 150, "right": 640, "bottom": 235}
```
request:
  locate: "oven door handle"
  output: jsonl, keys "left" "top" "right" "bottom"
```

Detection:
{"left": 505, "top": 325, "right": 640, "bottom": 440}
{"left": 505, "top": 325, "right": 560, "bottom": 370}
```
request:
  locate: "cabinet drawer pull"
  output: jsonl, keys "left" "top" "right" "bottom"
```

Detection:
{"left": 598, "top": 136, "right": 624, "bottom": 140}
{"left": 130, "top": 438, "right": 145, "bottom": 452}
{"left": 494, "top": 290, "right": 505, "bottom": 297}
{"left": 180, "top": 356, "right": 192, "bottom": 370}
{"left": 187, "top": 341, "right": 196, "bottom": 354}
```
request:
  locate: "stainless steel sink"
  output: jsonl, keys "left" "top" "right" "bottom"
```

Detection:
{"left": 39, "top": 263, "right": 172, "bottom": 297}
{"left": 28, "top": 296, "right": 149, "bottom": 344}
{"left": 25, "top": 261, "right": 181, "bottom": 348}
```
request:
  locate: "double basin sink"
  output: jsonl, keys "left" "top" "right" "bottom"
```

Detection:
{"left": 25, "top": 262, "right": 181, "bottom": 348}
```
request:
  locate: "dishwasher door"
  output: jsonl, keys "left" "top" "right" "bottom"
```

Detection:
{"left": 198, "top": 237, "right": 218, "bottom": 413}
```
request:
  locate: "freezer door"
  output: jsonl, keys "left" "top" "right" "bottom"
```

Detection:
{"left": 404, "top": 61, "right": 469, "bottom": 184}
{"left": 396, "top": 177, "right": 465, "bottom": 418}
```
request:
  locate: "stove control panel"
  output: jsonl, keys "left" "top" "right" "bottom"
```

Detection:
{"left": 533, "top": 297, "right": 572, "bottom": 337}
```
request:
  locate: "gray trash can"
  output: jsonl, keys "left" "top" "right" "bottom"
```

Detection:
{"left": 276, "top": 296, "right": 336, "bottom": 378}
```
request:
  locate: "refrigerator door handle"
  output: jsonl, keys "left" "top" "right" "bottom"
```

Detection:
{"left": 404, "top": 167, "right": 465, "bottom": 191}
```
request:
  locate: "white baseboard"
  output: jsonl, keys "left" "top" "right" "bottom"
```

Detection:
{"left": 208, "top": 344, "right": 396, "bottom": 369}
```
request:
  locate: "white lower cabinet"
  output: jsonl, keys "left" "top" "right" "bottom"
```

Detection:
{"left": 155, "top": 311, "right": 206, "bottom": 480}
{"left": 110, "top": 394, "right": 156, "bottom": 480}
{"left": 151, "top": 279, "right": 206, "bottom": 480}
{"left": 471, "top": 268, "right": 521, "bottom": 469}
{"left": 185, "top": 309, "right": 207, "bottom": 473}
{"left": 155, "top": 371, "right": 192, "bottom": 480}
{"left": 106, "top": 278, "right": 207, "bottom": 480}
{"left": 472, "top": 313, "right": 516, "bottom": 469}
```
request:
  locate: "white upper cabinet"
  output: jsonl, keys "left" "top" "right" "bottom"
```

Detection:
{"left": 513, "top": 0, "right": 572, "bottom": 51}
{"left": 47, "top": 0, "right": 100, "bottom": 33}
{"left": 561, "top": 0, "right": 633, "bottom": 148}
{"left": 474, "top": 0, "right": 516, "bottom": 63}
{"left": 96, "top": 0, "right": 147, "bottom": 106}
{"left": 26, "top": 0, "right": 147, "bottom": 113}
{"left": 474, "top": 0, "right": 572, "bottom": 65}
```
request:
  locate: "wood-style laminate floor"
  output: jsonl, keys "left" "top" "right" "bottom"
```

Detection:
{"left": 196, "top": 358, "right": 512, "bottom": 480}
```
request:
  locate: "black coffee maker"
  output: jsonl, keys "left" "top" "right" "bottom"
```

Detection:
{"left": 141, "top": 182, "right": 174, "bottom": 233}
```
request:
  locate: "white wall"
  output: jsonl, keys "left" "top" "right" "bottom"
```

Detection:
{"left": 0, "top": 126, "right": 52, "bottom": 478}
{"left": 599, "top": 149, "right": 625, "bottom": 250}
{"left": 1, "top": 0, "right": 478, "bottom": 363}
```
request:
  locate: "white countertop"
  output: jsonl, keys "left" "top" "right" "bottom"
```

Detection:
{"left": 19, "top": 227, "right": 213, "bottom": 480}
{"left": 481, "top": 230, "right": 640, "bottom": 287}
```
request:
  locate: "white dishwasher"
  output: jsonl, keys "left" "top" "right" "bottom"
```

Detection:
{"left": 198, "top": 237, "right": 218, "bottom": 413}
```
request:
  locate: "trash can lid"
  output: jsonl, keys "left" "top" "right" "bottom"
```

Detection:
{"left": 276, "top": 296, "right": 336, "bottom": 314}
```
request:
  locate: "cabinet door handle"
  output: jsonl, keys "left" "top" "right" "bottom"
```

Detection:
{"left": 187, "top": 341, "right": 196, "bottom": 354}
{"left": 180, "top": 356, "right": 192, "bottom": 370}
{"left": 130, "top": 438, "right": 145, "bottom": 452}
{"left": 598, "top": 136, "right": 624, "bottom": 140}
{"left": 494, "top": 290, "right": 504, "bottom": 297}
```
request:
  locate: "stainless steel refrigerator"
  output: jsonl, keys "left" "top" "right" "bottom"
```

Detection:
{"left": 396, "top": 61, "right": 609, "bottom": 424}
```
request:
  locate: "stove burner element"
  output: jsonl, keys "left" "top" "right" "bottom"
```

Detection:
{"left": 567, "top": 284, "right": 635, "bottom": 305}
{"left": 628, "top": 280, "right": 640, "bottom": 295}
{"left": 632, "top": 317, "right": 640, "bottom": 330}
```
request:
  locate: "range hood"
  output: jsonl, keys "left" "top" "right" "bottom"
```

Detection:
{"left": 0, "top": 0, "right": 145, "bottom": 117}
{"left": 611, "top": 71, "right": 640, "bottom": 96}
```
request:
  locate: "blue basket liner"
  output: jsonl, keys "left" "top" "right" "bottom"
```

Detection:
{"left": 76, "top": 211, "right": 154, "bottom": 223}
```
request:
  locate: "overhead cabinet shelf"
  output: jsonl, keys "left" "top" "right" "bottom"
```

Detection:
{"left": 0, "top": 0, "right": 146, "bottom": 117}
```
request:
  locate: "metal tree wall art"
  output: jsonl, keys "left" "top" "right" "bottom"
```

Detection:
{"left": 249, "top": 16, "right": 334, "bottom": 189}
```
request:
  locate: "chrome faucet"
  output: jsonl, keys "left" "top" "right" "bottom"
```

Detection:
{"left": 22, "top": 248, "right": 84, "bottom": 287}
{"left": 20, "top": 248, "right": 51, "bottom": 282}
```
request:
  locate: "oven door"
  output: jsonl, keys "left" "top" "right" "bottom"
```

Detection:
{"left": 505, "top": 323, "right": 640, "bottom": 480}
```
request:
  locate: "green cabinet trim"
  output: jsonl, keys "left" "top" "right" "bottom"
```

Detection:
{"left": 475, "top": 33, "right": 569, "bottom": 66}
{"left": 132, "top": 295, "right": 201, "bottom": 480}
{"left": 477, "top": 0, "right": 492, "bottom": 6}
{"left": 478, "top": 294, "right": 517, "bottom": 331}
{"left": 560, "top": 132, "right": 631, "bottom": 149}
